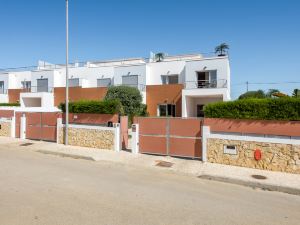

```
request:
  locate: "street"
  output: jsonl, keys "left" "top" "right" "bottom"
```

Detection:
{"left": 0, "top": 145, "right": 299, "bottom": 225}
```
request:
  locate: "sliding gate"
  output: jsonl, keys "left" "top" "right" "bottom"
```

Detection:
{"left": 136, "top": 117, "right": 202, "bottom": 159}
{"left": 26, "top": 112, "right": 60, "bottom": 142}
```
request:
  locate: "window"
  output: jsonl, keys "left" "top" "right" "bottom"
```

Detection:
{"left": 158, "top": 104, "right": 176, "bottom": 117}
{"left": 21, "top": 81, "right": 31, "bottom": 90}
{"left": 196, "top": 70, "right": 217, "bottom": 88}
{"left": 97, "top": 78, "right": 111, "bottom": 87}
{"left": 69, "top": 78, "right": 80, "bottom": 87}
{"left": 37, "top": 78, "right": 48, "bottom": 92}
{"left": 0, "top": 81, "right": 4, "bottom": 94}
{"left": 161, "top": 75, "right": 178, "bottom": 84}
{"left": 122, "top": 75, "right": 138, "bottom": 88}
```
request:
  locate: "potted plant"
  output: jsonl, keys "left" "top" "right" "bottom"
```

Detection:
{"left": 215, "top": 43, "right": 229, "bottom": 56}
{"left": 155, "top": 52, "right": 165, "bottom": 62}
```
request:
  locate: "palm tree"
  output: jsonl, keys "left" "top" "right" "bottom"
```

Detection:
{"left": 155, "top": 52, "right": 165, "bottom": 62}
{"left": 215, "top": 43, "right": 229, "bottom": 56}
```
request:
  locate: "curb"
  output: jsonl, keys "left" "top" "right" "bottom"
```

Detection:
{"left": 198, "top": 175, "right": 300, "bottom": 196}
{"left": 36, "top": 150, "right": 95, "bottom": 161}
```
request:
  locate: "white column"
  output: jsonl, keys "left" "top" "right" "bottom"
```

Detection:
{"left": 201, "top": 125, "right": 210, "bottom": 162}
{"left": 56, "top": 117, "right": 63, "bottom": 144}
{"left": 20, "top": 114, "right": 26, "bottom": 140}
{"left": 131, "top": 124, "right": 139, "bottom": 154}
{"left": 113, "top": 123, "right": 121, "bottom": 152}
{"left": 11, "top": 116, "right": 16, "bottom": 138}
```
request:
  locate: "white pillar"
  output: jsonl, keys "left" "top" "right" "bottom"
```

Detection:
{"left": 201, "top": 125, "right": 210, "bottom": 162}
{"left": 113, "top": 123, "right": 121, "bottom": 152}
{"left": 20, "top": 114, "right": 26, "bottom": 140}
{"left": 57, "top": 117, "right": 63, "bottom": 144}
{"left": 131, "top": 124, "right": 139, "bottom": 154}
{"left": 11, "top": 116, "right": 16, "bottom": 138}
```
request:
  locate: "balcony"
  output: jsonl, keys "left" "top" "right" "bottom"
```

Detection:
{"left": 184, "top": 79, "right": 227, "bottom": 89}
{"left": 24, "top": 86, "right": 54, "bottom": 93}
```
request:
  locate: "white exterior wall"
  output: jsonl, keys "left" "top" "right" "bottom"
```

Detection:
{"left": 146, "top": 61, "right": 186, "bottom": 85}
{"left": 0, "top": 73, "right": 9, "bottom": 91}
{"left": 114, "top": 64, "right": 146, "bottom": 87}
{"left": 185, "top": 57, "right": 230, "bottom": 85}
{"left": 31, "top": 70, "right": 56, "bottom": 89}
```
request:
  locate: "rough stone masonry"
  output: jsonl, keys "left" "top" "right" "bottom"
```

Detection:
{"left": 207, "top": 138, "right": 300, "bottom": 174}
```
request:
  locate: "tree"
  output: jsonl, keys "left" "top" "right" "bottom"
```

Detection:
{"left": 155, "top": 52, "right": 165, "bottom": 62}
{"left": 292, "top": 89, "right": 300, "bottom": 98}
{"left": 215, "top": 43, "right": 229, "bottom": 56}
{"left": 105, "top": 86, "right": 148, "bottom": 118}
{"left": 238, "top": 90, "right": 266, "bottom": 99}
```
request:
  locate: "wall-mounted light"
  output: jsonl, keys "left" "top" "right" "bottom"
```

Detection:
{"left": 203, "top": 66, "right": 207, "bottom": 70}
{"left": 167, "top": 71, "right": 170, "bottom": 75}
{"left": 127, "top": 72, "right": 131, "bottom": 76}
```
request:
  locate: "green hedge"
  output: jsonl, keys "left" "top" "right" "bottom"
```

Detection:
{"left": 204, "top": 98, "right": 300, "bottom": 121}
{"left": 0, "top": 103, "right": 20, "bottom": 107}
{"left": 59, "top": 100, "right": 123, "bottom": 114}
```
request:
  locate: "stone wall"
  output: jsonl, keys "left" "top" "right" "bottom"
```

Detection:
{"left": 0, "top": 121, "right": 11, "bottom": 137}
{"left": 207, "top": 138, "right": 300, "bottom": 174}
{"left": 58, "top": 126, "right": 115, "bottom": 150}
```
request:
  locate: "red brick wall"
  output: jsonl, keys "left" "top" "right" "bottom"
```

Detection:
{"left": 54, "top": 87, "right": 108, "bottom": 106}
{"left": 146, "top": 84, "right": 183, "bottom": 117}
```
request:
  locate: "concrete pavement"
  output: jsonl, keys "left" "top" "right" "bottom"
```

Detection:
{"left": 2, "top": 137, "right": 300, "bottom": 195}
{"left": 0, "top": 146, "right": 300, "bottom": 225}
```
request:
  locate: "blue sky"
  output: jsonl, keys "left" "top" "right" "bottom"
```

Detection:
{"left": 0, "top": 0, "right": 299, "bottom": 98}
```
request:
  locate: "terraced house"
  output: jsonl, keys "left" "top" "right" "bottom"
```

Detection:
{"left": 0, "top": 52, "right": 231, "bottom": 117}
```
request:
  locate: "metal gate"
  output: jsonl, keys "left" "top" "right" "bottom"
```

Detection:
{"left": 136, "top": 117, "right": 202, "bottom": 159}
{"left": 26, "top": 112, "right": 59, "bottom": 142}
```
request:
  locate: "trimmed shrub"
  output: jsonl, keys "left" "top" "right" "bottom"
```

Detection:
{"left": 204, "top": 98, "right": 300, "bottom": 121}
{"left": 105, "top": 86, "right": 147, "bottom": 117}
{"left": 238, "top": 90, "right": 266, "bottom": 99}
{"left": 0, "top": 103, "right": 20, "bottom": 107}
{"left": 59, "top": 99, "right": 123, "bottom": 114}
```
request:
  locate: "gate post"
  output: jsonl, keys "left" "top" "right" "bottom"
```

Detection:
{"left": 131, "top": 124, "right": 139, "bottom": 154}
{"left": 201, "top": 125, "right": 210, "bottom": 162}
{"left": 56, "top": 117, "right": 63, "bottom": 144}
{"left": 11, "top": 116, "right": 16, "bottom": 138}
{"left": 113, "top": 123, "right": 121, "bottom": 152}
{"left": 20, "top": 113, "right": 26, "bottom": 140}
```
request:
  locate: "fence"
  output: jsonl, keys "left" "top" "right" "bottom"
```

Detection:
{"left": 202, "top": 118, "right": 300, "bottom": 174}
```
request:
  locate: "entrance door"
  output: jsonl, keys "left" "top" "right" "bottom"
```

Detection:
{"left": 37, "top": 78, "right": 48, "bottom": 92}
{"left": 196, "top": 104, "right": 204, "bottom": 117}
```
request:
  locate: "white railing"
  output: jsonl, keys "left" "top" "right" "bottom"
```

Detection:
{"left": 27, "top": 86, "right": 54, "bottom": 93}
{"left": 184, "top": 79, "right": 227, "bottom": 89}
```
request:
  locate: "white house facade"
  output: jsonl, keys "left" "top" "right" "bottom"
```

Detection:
{"left": 0, "top": 52, "right": 231, "bottom": 117}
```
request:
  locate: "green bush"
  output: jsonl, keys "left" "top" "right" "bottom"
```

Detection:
{"left": 204, "top": 98, "right": 300, "bottom": 121}
{"left": 59, "top": 99, "right": 123, "bottom": 114}
{"left": 0, "top": 103, "right": 20, "bottom": 107}
{"left": 238, "top": 90, "right": 266, "bottom": 99}
{"left": 105, "top": 86, "right": 147, "bottom": 117}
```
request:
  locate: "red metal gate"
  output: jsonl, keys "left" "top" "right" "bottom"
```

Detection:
{"left": 26, "top": 112, "right": 60, "bottom": 142}
{"left": 135, "top": 117, "right": 202, "bottom": 159}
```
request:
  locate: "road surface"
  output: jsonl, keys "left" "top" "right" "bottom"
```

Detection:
{"left": 0, "top": 145, "right": 299, "bottom": 225}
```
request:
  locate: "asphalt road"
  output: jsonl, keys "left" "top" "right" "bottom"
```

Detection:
{"left": 0, "top": 146, "right": 300, "bottom": 225}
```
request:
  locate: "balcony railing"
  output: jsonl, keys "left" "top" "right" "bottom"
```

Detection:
{"left": 22, "top": 86, "right": 54, "bottom": 93}
{"left": 0, "top": 89, "right": 8, "bottom": 94}
{"left": 184, "top": 79, "right": 227, "bottom": 89}
{"left": 115, "top": 84, "right": 146, "bottom": 92}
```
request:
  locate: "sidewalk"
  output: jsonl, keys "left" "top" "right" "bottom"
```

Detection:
{"left": 2, "top": 137, "right": 300, "bottom": 195}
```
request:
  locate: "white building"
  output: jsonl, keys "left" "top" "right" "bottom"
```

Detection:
{"left": 0, "top": 52, "right": 231, "bottom": 117}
